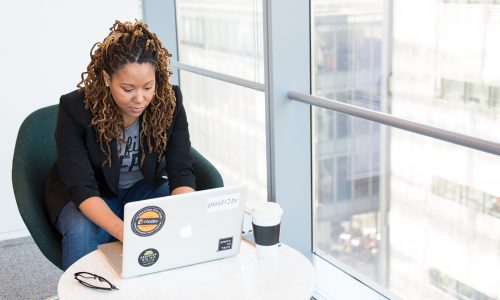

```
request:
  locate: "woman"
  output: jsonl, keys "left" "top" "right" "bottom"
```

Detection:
{"left": 45, "top": 20, "right": 195, "bottom": 270}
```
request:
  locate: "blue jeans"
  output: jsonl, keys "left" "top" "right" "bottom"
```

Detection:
{"left": 55, "top": 179, "right": 169, "bottom": 270}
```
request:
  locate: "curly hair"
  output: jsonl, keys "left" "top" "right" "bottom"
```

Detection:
{"left": 77, "top": 20, "right": 176, "bottom": 167}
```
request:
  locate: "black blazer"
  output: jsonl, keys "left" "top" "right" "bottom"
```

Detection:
{"left": 45, "top": 85, "right": 196, "bottom": 224}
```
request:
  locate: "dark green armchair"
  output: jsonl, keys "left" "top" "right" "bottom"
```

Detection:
{"left": 12, "top": 104, "right": 223, "bottom": 270}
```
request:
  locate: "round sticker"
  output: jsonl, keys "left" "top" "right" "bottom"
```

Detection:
{"left": 138, "top": 248, "right": 159, "bottom": 267}
{"left": 131, "top": 206, "right": 165, "bottom": 237}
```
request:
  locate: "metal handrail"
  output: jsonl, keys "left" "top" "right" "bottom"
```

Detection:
{"left": 171, "top": 61, "right": 265, "bottom": 92}
{"left": 288, "top": 91, "right": 500, "bottom": 157}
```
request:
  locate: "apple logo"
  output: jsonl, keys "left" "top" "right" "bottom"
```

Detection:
{"left": 179, "top": 224, "right": 193, "bottom": 238}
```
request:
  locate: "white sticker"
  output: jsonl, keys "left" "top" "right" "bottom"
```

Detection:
{"left": 207, "top": 193, "right": 240, "bottom": 213}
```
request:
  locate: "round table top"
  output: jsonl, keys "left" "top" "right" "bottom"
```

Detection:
{"left": 58, "top": 241, "right": 315, "bottom": 300}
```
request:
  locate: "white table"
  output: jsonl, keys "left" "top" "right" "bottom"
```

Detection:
{"left": 58, "top": 240, "right": 315, "bottom": 299}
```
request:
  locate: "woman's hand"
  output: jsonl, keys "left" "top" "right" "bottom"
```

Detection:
{"left": 171, "top": 186, "right": 195, "bottom": 195}
{"left": 79, "top": 196, "right": 124, "bottom": 242}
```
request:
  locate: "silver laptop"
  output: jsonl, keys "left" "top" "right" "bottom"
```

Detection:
{"left": 98, "top": 185, "right": 247, "bottom": 278}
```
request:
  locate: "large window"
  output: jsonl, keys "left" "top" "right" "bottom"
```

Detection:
{"left": 312, "top": 0, "right": 500, "bottom": 299}
{"left": 175, "top": 0, "right": 266, "bottom": 205}
{"left": 146, "top": 0, "right": 500, "bottom": 298}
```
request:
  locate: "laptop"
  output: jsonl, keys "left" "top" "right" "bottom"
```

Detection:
{"left": 98, "top": 185, "right": 247, "bottom": 278}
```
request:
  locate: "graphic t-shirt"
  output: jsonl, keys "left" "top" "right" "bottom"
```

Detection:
{"left": 118, "top": 119, "right": 144, "bottom": 189}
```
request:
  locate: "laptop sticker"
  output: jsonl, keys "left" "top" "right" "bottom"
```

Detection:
{"left": 218, "top": 237, "right": 233, "bottom": 251}
{"left": 131, "top": 206, "right": 165, "bottom": 237}
{"left": 207, "top": 193, "right": 240, "bottom": 214}
{"left": 138, "top": 248, "right": 159, "bottom": 267}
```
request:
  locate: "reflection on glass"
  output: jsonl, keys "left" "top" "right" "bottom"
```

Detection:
{"left": 180, "top": 71, "right": 267, "bottom": 205}
{"left": 176, "top": 0, "right": 264, "bottom": 83}
{"left": 312, "top": 0, "right": 500, "bottom": 299}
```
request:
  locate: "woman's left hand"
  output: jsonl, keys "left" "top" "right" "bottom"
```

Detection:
{"left": 171, "top": 186, "right": 195, "bottom": 195}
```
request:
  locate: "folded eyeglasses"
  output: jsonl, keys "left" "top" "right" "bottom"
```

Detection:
{"left": 74, "top": 271, "right": 119, "bottom": 291}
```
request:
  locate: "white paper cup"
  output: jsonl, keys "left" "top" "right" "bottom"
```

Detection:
{"left": 252, "top": 202, "right": 283, "bottom": 259}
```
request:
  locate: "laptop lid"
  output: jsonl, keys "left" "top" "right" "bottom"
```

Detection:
{"left": 100, "top": 185, "right": 247, "bottom": 278}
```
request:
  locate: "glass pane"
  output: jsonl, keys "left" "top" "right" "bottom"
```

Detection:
{"left": 312, "top": 108, "right": 500, "bottom": 300}
{"left": 312, "top": 0, "right": 385, "bottom": 111}
{"left": 312, "top": 0, "right": 500, "bottom": 144}
{"left": 180, "top": 70, "right": 267, "bottom": 205}
{"left": 176, "top": 0, "right": 264, "bottom": 83}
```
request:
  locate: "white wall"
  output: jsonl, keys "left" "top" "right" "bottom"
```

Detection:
{"left": 0, "top": 0, "right": 142, "bottom": 240}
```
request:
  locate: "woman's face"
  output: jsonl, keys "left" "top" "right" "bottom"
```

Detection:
{"left": 104, "top": 62, "right": 156, "bottom": 127}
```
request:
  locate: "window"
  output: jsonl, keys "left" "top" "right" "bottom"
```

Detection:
{"left": 312, "top": 1, "right": 500, "bottom": 299}
{"left": 174, "top": 0, "right": 266, "bottom": 205}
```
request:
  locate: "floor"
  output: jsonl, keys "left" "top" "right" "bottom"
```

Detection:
{"left": 0, "top": 236, "right": 62, "bottom": 300}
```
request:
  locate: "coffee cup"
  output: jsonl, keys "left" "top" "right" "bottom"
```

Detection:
{"left": 251, "top": 202, "right": 283, "bottom": 259}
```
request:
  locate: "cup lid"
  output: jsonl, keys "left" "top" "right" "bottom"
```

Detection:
{"left": 252, "top": 202, "right": 283, "bottom": 219}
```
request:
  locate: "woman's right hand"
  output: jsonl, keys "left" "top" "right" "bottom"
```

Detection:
{"left": 79, "top": 196, "right": 124, "bottom": 242}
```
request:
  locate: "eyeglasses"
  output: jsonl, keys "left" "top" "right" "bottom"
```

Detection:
{"left": 74, "top": 271, "right": 119, "bottom": 291}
